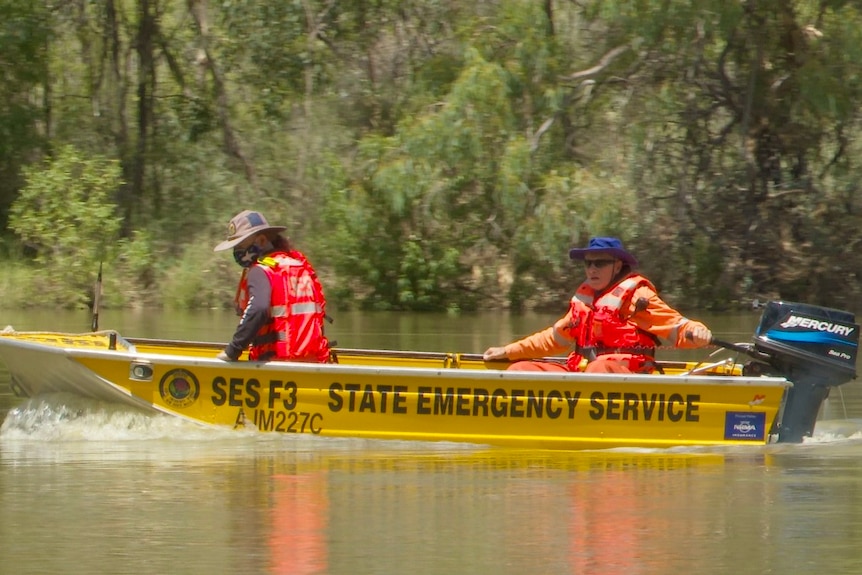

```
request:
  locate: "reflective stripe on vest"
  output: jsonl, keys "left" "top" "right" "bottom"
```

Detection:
{"left": 574, "top": 291, "right": 593, "bottom": 306}
{"left": 574, "top": 274, "right": 655, "bottom": 314}
{"left": 270, "top": 302, "right": 324, "bottom": 317}
{"left": 593, "top": 276, "right": 646, "bottom": 313}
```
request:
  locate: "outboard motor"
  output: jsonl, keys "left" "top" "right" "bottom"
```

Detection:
{"left": 748, "top": 301, "right": 858, "bottom": 442}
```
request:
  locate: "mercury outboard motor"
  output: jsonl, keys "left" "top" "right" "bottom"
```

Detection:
{"left": 746, "top": 301, "right": 858, "bottom": 442}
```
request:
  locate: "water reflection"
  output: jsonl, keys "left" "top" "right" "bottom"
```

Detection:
{"left": 4, "top": 309, "right": 862, "bottom": 574}
{"left": 5, "top": 416, "right": 862, "bottom": 575}
{"left": 269, "top": 471, "right": 329, "bottom": 574}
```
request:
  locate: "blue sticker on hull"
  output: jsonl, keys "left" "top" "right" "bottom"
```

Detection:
{"left": 725, "top": 412, "right": 766, "bottom": 441}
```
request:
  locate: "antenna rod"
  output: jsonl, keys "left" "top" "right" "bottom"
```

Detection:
{"left": 91, "top": 262, "right": 103, "bottom": 332}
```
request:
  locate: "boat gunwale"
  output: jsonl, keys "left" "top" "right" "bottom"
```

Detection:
{"left": 87, "top": 352, "right": 790, "bottom": 390}
{"left": 0, "top": 331, "right": 793, "bottom": 388}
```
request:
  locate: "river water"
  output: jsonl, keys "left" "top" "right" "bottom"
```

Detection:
{"left": 2, "top": 307, "right": 862, "bottom": 574}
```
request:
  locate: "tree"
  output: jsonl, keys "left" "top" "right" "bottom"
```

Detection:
{"left": 9, "top": 145, "right": 123, "bottom": 307}
{"left": 0, "top": 1, "right": 50, "bottom": 231}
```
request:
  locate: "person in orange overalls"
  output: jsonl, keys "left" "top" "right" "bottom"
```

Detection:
{"left": 482, "top": 237, "right": 713, "bottom": 373}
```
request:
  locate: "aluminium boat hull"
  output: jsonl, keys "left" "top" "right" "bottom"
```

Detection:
{"left": 0, "top": 330, "right": 790, "bottom": 450}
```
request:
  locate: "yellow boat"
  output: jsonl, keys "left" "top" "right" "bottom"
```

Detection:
{"left": 0, "top": 300, "right": 857, "bottom": 450}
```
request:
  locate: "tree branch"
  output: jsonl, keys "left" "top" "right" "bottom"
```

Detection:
{"left": 560, "top": 44, "right": 629, "bottom": 82}
{"left": 187, "top": 0, "right": 256, "bottom": 185}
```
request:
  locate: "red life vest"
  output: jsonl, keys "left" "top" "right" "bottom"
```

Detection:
{"left": 565, "top": 274, "right": 659, "bottom": 372}
{"left": 235, "top": 250, "right": 331, "bottom": 363}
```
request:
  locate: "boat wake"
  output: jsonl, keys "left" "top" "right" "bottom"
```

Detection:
{"left": 0, "top": 393, "right": 219, "bottom": 441}
{"left": 0, "top": 394, "right": 484, "bottom": 460}
{"left": 797, "top": 419, "right": 862, "bottom": 445}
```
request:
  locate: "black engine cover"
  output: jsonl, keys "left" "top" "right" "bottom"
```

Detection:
{"left": 754, "top": 300, "right": 858, "bottom": 383}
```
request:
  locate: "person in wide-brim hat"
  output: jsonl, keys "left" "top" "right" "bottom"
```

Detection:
{"left": 482, "top": 235, "right": 713, "bottom": 374}
{"left": 213, "top": 210, "right": 287, "bottom": 252}
{"left": 212, "top": 209, "right": 330, "bottom": 364}
{"left": 567, "top": 236, "right": 639, "bottom": 268}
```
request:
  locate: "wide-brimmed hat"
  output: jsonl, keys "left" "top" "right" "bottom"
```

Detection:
{"left": 568, "top": 236, "right": 638, "bottom": 267}
{"left": 213, "top": 210, "right": 287, "bottom": 252}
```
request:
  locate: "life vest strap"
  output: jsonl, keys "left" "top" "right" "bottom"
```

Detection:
{"left": 582, "top": 345, "right": 656, "bottom": 359}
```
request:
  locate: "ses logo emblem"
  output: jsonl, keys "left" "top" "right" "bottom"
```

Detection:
{"left": 159, "top": 369, "right": 200, "bottom": 408}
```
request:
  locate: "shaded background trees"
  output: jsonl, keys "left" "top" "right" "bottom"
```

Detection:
{"left": 1, "top": 0, "right": 861, "bottom": 312}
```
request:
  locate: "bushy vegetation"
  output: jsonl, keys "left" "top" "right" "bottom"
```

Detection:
{"left": 1, "top": 1, "right": 861, "bottom": 312}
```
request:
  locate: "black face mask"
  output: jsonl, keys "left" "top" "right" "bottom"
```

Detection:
{"left": 233, "top": 244, "right": 264, "bottom": 268}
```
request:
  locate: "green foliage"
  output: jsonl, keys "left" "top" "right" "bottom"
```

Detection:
{"left": 683, "top": 237, "right": 728, "bottom": 309}
{"left": 0, "top": 1, "right": 49, "bottom": 85}
{"left": 397, "top": 237, "right": 465, "bottom": 311}
{"left": 8, "top": 145, "right": 123, "bottom": 307}
{"left": 0, "top": 259, "right": 34, "bottom": 309}
{"left": 0, "top": 0, "right": 50, "bottom": 225}
{"left": 219, "top": 1, "right": 313, "bottom": 109}
{"left": 3, "top": 0, "right": 862, "bottom": 313}
{"left": 159, "top": 229, "right": 240, "bottom": 311}
{"left": 503, "top": 168, "right": 641, "bottom": 308}
{"left": 111, "top": 230, "right": 157, "bottom": 307}
{"left": 336, "top": 47, "right": 522, "bottom": 310}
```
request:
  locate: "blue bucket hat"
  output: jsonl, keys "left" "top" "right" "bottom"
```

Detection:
{"left": 568, "top": 237, "right": 638, "bottom": 268}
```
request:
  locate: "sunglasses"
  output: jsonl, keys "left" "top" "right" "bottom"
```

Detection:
{"left": 583, "top": 259, "right": 616, "bottom": 269}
